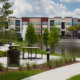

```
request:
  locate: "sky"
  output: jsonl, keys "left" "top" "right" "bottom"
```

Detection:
{"left": 10, "top": 0, "right": 80, "bottom": 18}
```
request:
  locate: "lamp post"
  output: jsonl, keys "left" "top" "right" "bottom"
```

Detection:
{"left": 46, "top": 48, "right": 50, "bottom": 62}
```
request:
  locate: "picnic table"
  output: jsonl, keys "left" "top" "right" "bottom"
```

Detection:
{"left": 22, "top": 47, "right": 40, "bottom": 60}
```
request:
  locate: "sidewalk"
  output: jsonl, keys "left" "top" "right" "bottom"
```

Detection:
{"left": 22, "top": 62, "right": 80, "bottom": 80}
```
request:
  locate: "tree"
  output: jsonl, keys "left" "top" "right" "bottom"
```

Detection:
{"left": 48, "top": 25, "right": 60, "bottom": 53}
{"left": 67, "top": 25, "right": 80, "bottom": 38}
{"left": 0, "top": 0, "right": 13, "bottom": 29}
{"left": 42, "top": 28, "right": 49, "bottom": 50}
{"left": 25, "top": 23, "right": 38, "bottom": 47}
{"left": 67, "top": 25, "right": 74, "bottom": 38}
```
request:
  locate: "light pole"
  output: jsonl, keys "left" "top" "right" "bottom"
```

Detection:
{"left": 46, "top": 48, "right": 50, "bottom": 62}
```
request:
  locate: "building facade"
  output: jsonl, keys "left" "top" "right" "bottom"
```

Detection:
{"left": 48, "top": 17, "right": 72, "bottom": 37}
{"left": 9, "top": 16, "right": 80, "bottom": 40}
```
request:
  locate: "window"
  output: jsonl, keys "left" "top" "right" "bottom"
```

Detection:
{"left": 42, "top": 22, "right": 48, "bottom": 25}
{"left": 16, "top": 20, "right": 20, "bottom": 26}
{"left": 66, "top": 22, "right": 71, "bottom": 25}
{"left": 16, "top": 27, "right": 20, "bottom": 31}
{"left": 10, "top": 21, "right": 14, "bottom": 25}
{"left": 22, "top": 22, "right": 28, "bottom": 25}
{"left": 78, "top": 19, "right": 80, "bottom": 22}
{"left": 36, "top": 28, "right": 41, "bottom": 31}
{"left": 36, "top": 22, "right": 41, "bottom": 25}
{"left": 72, "top": 22, "right": 77, "bottom": 25}
{"left": 61, "top": 22, "right": 65, "bottom": 29}
{"left": 50, "top": 20, "right": 54, "bottom": 26}
{"left": 56, "top": 22, "right": 61, "bottom": 25}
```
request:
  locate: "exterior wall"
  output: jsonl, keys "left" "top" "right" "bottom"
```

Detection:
{"left": 8, "top": 16, "right": 80, "bottom": 39}
{"left": 48, "top": 18, "right": 55, "bottom": 31}
{"left": 15, "top": 18, "right": 22, "bottom": 33}
{"left": 54, "top": 17, "right": 62, "bottom": 31}
{"left": 48, "top": 17, "right": 72, "bottom": 36}
{"left": 22, "top": 17, "right": 29, "bottom": 40}
{"left": 29, "top": 17, "right": 41, "bottom": 34}
{"left": 41, "top": 17, "right": 48, "bottom": 34}
{"left": 9, "top": 17, "right": 16, "bottom": 30}
{"left": 72, "top": 18, "right": 78, "bottom": 26}
{"left": 64, "top": 17, "right": 72, "bottom": 35}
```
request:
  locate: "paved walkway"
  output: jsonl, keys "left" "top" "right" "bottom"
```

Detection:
{"left": 0, "top": 44, "right": 9, "bottom": 51}
{"left": 22, "top": 62, "right": 80, "bottom": 80}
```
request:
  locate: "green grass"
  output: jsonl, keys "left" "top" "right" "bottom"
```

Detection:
{"left": 0, "top": 51, "right": 7, "bottom": 56}
{"left": 13, "top": 41, "right": 27, "bottom": 47}
{"left": 0, "top": 70, "right": 43, "bottom": 80}
{"left": 67, "top": 74, "right": 80, "bottom": 80}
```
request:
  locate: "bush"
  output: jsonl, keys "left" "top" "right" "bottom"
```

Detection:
{"left": 5, "top": 67, "right": 9, "bottom": 72}
{"left": 42, "top": 63, "right": 47, "bottom": 67}
{"left": 53, "top": 59, "right": 62, "bottom": 67}
{"left": 18, "top": 64, "right": 24, "bottom": 71}
{"left": 47, "top": 59, "right": 55, "bottom": 68}
{"left": 0, "top": 63, "right": 5, "bottom": 71}
{"left": 63, "top": 56, "right": 73, "bottom": 64}
{"left": 26, "top": 63, "right": 31, "bottom": 70}
{"left": 32, "top": 63, "right": 37, "bottom": 69}
{"left": 0, "top": 39, "right": 9, "bottom": 44}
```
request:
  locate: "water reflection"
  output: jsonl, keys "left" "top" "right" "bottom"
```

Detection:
{"left": 55, "top": 42, "right": 80, "bottom": 56}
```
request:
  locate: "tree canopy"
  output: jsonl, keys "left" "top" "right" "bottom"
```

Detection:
{"left": 25, "top": 23, "right": 38, "bottom": 47}
{"left": 48, "top": 25, "right": 60, "bottom": 52}
{"left": 0, "top": 0, "right": 13, "bottom": 28}
{"left": 42, "top": 28, "right": 49, "bottom": 49}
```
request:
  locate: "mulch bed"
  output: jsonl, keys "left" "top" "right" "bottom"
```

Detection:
{"left": 0, "top": 61, "right": 79, "bottom": 74}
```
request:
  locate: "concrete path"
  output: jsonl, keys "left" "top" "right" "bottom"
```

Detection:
{"left": 0, "top": 44, "right": 9, "bottom": 51}
{"left": 22, "top": 62, "right": 80, "bottom": 80}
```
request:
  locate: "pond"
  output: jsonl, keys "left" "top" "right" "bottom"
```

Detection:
{"left": 55, "top": 42, "right": 80, "bottom": 56}
{"left": 42, "top": 39, "right": 80, "bottom": 56}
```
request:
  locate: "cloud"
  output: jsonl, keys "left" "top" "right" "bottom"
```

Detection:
{"left": 10, "top": 0, "right": 80, "bottom": 18}
{"left": 60, "top": 0, "right": 80, "bottom": 3}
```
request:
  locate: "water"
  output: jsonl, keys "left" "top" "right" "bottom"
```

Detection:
{"left": 55, "top": 42, "right": 80, "bottom": 56}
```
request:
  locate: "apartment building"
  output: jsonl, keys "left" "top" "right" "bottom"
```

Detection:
{"left": 48, "top": 17, "right": 72, "bottom": 37}
{"left": 9, "top": 17, "right": 22, "bottom": 33}
{"left": 9, "top": 16, "right": 80, "bottom": 40}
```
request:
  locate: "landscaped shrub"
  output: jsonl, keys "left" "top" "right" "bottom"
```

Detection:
{"left": 26, "top": 62, "right": 31, "bottom": 70}
{"left": 42, "top": 63, "right": 47, "bottom": 67}
{"left": 32, "top": 63, "right": 37, "bottom": 69}
{"left": 18, "top": 64, "right": 24, "bottom": 71}
{"left": 53, "top": 59, "right": 62, "bottom": 67}
{"left": 47, "top": 59, "right": 55, "bottom": 68}
{"left": 42, "top": 56, "right": 76, "bottom": 69}
{"left": 5, "top": 67, "right": 9, "bottom": 72}
{"left": 0, "top": 39, "right": 9, "bottom": 44}
{"left": 0, "top": 63, "right": 5, "bottom": 71}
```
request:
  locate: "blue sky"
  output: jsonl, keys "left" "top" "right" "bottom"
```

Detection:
{"left": 11, "top": 0, "right": 80, "bottom": 18}
{"left": 54, "top": 0, "right": 80, "bottom": 11}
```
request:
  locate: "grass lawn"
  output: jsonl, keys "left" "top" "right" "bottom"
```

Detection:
{"left": 0, "top": 51, "right": 6, "bottom": 57}
{"left": 67, "top": 74, "right": 80, "bottom": 80}
{"left": 0, "top": 70, "right": 43, "bottom": 80}
{"left": 13, "top": 41, "right": 27, "bottom": 47}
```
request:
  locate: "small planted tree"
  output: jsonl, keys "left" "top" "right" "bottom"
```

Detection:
{"left": 48, "top": 25, "right": 60, "bottom": 53}
{"left": 67, "top": 25, "right": 80, "bottom": 38}
{"left": 67, "top": 25, "right": 74, "bottom": 38}
{"left": 42, "top": 28, "right": 49, "bottom": 50}
{"left": 25, "top": 23, "right": 38, "bottom": 47}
